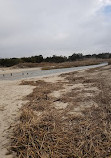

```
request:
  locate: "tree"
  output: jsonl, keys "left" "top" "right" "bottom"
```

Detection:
{"left": 68, "top": 53, "right": 83, "bottom": 61}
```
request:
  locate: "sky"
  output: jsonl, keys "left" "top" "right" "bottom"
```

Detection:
{"left": 0, "top": 0, "right": 111, "bottom": 58}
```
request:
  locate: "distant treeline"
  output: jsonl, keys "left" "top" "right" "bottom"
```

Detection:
{"left": 0, "top": 53, "right": 111, "bottom": 67}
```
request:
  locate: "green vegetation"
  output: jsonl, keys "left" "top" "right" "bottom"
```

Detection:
{"left": 0, "top": 53, "right": 111, "bottom": 67}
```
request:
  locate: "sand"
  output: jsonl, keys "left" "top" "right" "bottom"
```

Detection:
{"left": 0, "top": 80, "right": 35, "bottom": 158}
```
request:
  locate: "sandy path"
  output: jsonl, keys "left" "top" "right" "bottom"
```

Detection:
{"left": 0, "top": 80, "right": 35, "bottom": 158}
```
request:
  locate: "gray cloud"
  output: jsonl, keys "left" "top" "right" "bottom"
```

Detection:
{"left": 0, "top": 0, "right": 111, "bottom": 58}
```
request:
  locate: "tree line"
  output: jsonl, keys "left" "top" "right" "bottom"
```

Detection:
{"left": 0, "top": 53, "right": 111, "bottom": 67}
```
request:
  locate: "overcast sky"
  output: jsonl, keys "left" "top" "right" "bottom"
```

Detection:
{"left": 0, "top": 0, "right": 111, "bottom": 58}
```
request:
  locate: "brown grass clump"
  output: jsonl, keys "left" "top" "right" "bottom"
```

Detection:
{"left": 9, "top": 66, "right": 111, "bottom": 158}
{"left": 10, "top": 105, "right": 111, "bottom": 157}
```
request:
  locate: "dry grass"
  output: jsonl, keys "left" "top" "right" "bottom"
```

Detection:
{"left": 13, "top": 62, "right": 57, "bottom": 68}
{"left": 12, "top": 58, "right": 111, "bottom": 70}
{"left": 9, "top": 65, "right": 111, "bottom": 158}
{"left": 8, "top": 58, "right": 111, "bottom": 69}
{"left": 42, "top": 59, "right": 105, "bottom": 70}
